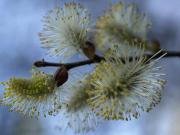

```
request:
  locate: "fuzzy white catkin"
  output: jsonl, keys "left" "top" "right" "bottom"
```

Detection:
{"left": 87, "top": 44, "right": 166, "bottom": 120}
{"left": 95, "top": 3, "right": 151, "bottom": 53}
{"left": 56, "top": 76, "right": 102, "bottom": 133}
{"left": 39, "top": 3, "right": 90, "bottom": 60}
{"left": 0, "top": 68, "right": 64, "bottom": 118}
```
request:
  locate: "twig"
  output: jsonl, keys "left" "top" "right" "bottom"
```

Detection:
{"left": 34, "top": 51, "right": 180, "bottom": 70}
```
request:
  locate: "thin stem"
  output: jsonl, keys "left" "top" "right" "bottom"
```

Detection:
{"left": 34, "top": 51, "right": 180, "bottom": 70}
{"left": 34, "top": 55, "right": 104, "bottom": 70}
{"left": 160, "top": 51, "right": 180, "bottom": 57}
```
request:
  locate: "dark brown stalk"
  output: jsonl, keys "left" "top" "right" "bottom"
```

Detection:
{"left": 34, "top": 51, "right": 180, "bottom": 70}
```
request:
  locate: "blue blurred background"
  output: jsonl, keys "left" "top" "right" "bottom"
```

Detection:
{"left": 0, "top": 0, "right": 180, "bottom": 135}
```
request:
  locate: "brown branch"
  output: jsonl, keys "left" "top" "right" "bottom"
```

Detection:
{"left": 34, "top": 51, "right": 180, "bottom": 70}
{"left": 34, "top": 55, "right": 104, "bottom": 70}
{"left": 160, "top": 51, "right": 180, "bottom": 57}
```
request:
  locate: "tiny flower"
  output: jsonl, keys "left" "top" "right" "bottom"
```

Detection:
{"left": 87, "top": 44, "right": 166, "bottom": 120}
{"left": 57, "top": 76, "right": 101, "bottom": 133}
{"left": 95, "top": 3, "right": 151, "bottom": 53}
{"left": 39, "top": 3, "right": 90, "bottom": 60}
{"left": 0, "top": 68, "right": 64, "bottom": 118}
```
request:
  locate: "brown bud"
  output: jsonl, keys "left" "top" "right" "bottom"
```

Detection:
{"left": 54, "top": 66, "right": 68, "bottom": 87}
{"left": 82, "top": 41, "right": 95, "bottom": 60}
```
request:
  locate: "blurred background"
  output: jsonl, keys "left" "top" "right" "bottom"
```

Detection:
{"left": 0, "top": 0, "right": 180, "bottom": 135}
